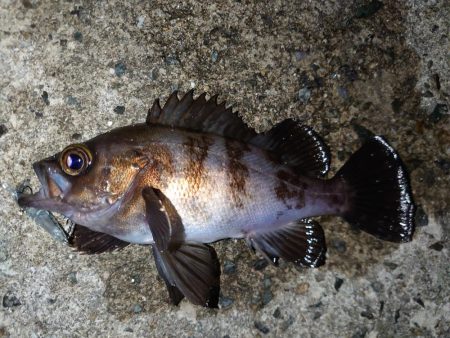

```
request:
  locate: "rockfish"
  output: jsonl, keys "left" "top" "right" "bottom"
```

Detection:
{"left": 18, "top": 91, "right": 415, "bottom": 307}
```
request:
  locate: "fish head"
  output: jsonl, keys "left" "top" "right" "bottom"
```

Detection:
{"left": 18, "top": 138, "right": 149, "bottom": 223}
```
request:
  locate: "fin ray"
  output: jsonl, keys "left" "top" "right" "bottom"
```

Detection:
{"left": 69, "top": 225, "right": 130, "bottom": 254}
{"left": 335, "top": 136, "right": 415, "bottom": 242}
{"left": 247, "top": 219, "right": 326, "bottom": 268}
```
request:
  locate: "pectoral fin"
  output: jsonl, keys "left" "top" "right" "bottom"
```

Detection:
{"left": 143, "top": 187, "right": 221, "bottom": 307}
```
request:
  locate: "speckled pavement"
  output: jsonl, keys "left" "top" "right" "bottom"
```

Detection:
{"left": 0, "top": 1, "right": 448, "bottom": 337}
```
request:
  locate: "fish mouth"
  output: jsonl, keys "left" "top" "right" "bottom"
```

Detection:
{"left": 17, "top": 160, "right": 73, "bottom": 216}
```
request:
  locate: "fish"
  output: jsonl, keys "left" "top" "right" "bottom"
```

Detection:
{"left": 18, "top": 90, "right": 415, "bottom": 308}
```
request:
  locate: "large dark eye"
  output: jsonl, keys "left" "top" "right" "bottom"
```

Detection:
{"left": 59, "top": 144, "right": 93, "bottom": 176}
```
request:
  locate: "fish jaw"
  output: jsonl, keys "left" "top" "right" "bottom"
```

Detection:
{"left": 18, "top": 158, "right": 77, "bottom": 218}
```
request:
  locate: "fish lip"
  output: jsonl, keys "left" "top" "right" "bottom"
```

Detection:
{"left": 17, "top": 160, "right": 60, "bottom": 209}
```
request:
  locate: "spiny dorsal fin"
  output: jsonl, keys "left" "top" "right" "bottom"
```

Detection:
{"left": 146, "top": 90, "right": 257, "bottom": 141}
{"left": 147, "top": 91, "right": 330, "bottom": 177}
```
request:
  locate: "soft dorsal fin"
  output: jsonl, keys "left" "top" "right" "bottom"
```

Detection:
{"left": 147, "top": 91, "right": 330, "bottom": 177}
{"left": 251, "top": 120, "right": 330, "bottom": 177}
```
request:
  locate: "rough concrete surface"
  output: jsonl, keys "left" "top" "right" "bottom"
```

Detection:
{"left": 0, "top": 0, "right": 449, "bottom": 337}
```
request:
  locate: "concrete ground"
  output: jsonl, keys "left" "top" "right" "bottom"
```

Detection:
{"left": 0, "top": 0, "right": 448, "bottom": 337}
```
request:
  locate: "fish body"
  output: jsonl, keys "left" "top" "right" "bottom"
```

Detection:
{"left": 18, "top": 91, "right": 415, "bottom": 307}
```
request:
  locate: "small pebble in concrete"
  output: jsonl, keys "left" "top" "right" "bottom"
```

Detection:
{"left": 114, "top": 106, "right": 125, "bottom": 114}
{"left": 391, "top": 98, "right": 403, "bottom": 113}
{"left": 413, "top": 297, "right": 425, "bottom": 307}
{"left": 429, "top": 242, "right": 444, "bottom": 251}
{"left": 435, "top": 158, "right": 450, "bottom": 175}
{"left": 339, "top": 64, "right": 358, "bottom": 82}
{"left": 429, "top": 103, "right": 448, "bottom": 123}
{"left": 296, "top": 282, "right": 310, "bottom": 295}
{"left": 2, "top": 293, "right": 21, "bottom": 308}
{"left": 253, "top": 258, "right": 268, "bottom": 271}
{"left": 66, "top": 96, "right": 79, "bottom": 106}
{"left": 71, "top": 133, "right": 82, "bottom": 140}
{"left": 351, "top": 328, "right": 368, "bottom": 338}
{"left": 360, "top": 310, "right": 374, "bottom": 319}
{"left": 355, "top": 0, "right": 383, "bottom": 19}
{"left": 114, "top": 62, "right": 127, "bottom": 77}
{"left": 223, "top": 260, "right": 236, "bottom": 274}
{"left": 68, "top": 271, "right": 77, "bottom": 284}
{"left": 164, "top": 54, "right": 180, "bottom": 66}
{"left": 370, "top": 281, "right": 384, "bottom": 293}
{"left": 281, "top": 316, "right": 294, "bottom": 331}
{"left": 415, "top": 205, "right": 429, "bottom": 227}
{"left": 254, "top": 321, "right": 269, "bottom": 334}
{"left": 273, "top": 307, "right": 281, "bottom": 319}
{"left": 73, "top": 31, "right": 83, "bottom": 42}
{"left": 313, "top": 312, "right": 322, "bottom": 320}
{"left": 136, "top": 16, "right": 145, "bottom": 28}
{"left": 41, "top": 91, "right": 50, "bottom": 105}
{"left": 130, "top": 274, "right": 141, "bottom": 285}
{"left": 337, "top": 86, "right": 348, "bottom": 99}
{"left": 262, "top": 289, "right": 273, "bottom": 306}
{"left": 0, "top": 247, "right": 7, "bottom": 262}
{"left": 211, "top": 50, "right": 219, "bottom": 62}
{"left": 394, "top": 309, "right": 400, "bottom": 323}
{"left": 298, "top": 87, "right": 311, "bottom": 103}
{"left": 294, "top": 50, "right": 306, "bottom": 61}
{"left": 219, "top": 296, "right": 233, "bottom": 309}
{"left": 330, "top": 238, "right": 347, "bottom": 253}
{"left": 149, "top": 68, "right": 159, "bottom": 80}
{"left": 383, "top": 262, "right": 398, "bottom": 270}
{"left": 132, "top": 304, "right": 143, "bottom": 313}
{"left": 0, "top": 124, "right": 7, "bottom": 138}
{"left": 334, "top": 277, "right": 344, "bottom": 291}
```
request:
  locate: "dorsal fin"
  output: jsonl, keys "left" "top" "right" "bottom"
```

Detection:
{"left": 146, "top": 90, "right": 257, "bottom": 141}
{"left": 146, "top": 91, "right": 330, "bottom": 177}
{"left": 251, "top": 120, "right": 330, "bottom": 177}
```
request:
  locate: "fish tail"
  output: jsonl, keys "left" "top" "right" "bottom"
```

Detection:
{"left": 335, "top": 136, "right": 415, "bottom": 242}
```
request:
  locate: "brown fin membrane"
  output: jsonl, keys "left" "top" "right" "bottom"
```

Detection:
{"left": 69, "top": 224, "right": 130, "bottom": 254}
{"left": 247, "top": 219, "right": 326, "bottom": 268}
{"left": 143, "top": 187, "right": 220, "bottom": 307}
{"left": 146, "top": 91, "right": 330, "bottom": 177}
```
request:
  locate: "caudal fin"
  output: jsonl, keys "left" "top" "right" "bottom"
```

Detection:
{"left": 335, "top": 136, "right": 415, "bottom": 242}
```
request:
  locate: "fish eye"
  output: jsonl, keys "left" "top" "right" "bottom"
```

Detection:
{"left": 59, "top": 144, "right": 93, "bottom": 176}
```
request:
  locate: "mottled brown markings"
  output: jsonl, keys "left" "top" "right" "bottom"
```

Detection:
{"left": 183, "top": 135, "right": 213, "bottom": 194}
{"left": 145, "top": 144, "right": 175, "bottom": 189}
{"left": 225, "top": 140, "right": 250, "bottom": 208}
{"left": 274, "top": 170, "right": 305, "bottom": 209}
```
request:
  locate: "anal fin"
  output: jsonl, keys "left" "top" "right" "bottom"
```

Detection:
{"left": 69, "top": 224, "right": 130, "bottom": 254}
{"left": 247, "top": 219, "right": 326, "bottom": 268}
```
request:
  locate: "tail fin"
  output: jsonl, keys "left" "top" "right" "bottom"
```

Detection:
{"left": 335, "top": 136, "right": 415, "bottom": 242}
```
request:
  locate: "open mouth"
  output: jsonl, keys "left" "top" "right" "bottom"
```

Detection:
{"left": 17, "top": 160, "right": 67, "bottom": 212}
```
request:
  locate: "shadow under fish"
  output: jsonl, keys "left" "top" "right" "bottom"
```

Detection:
{"left": 17, "top": 90, "right": 415, "bottom": 308}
